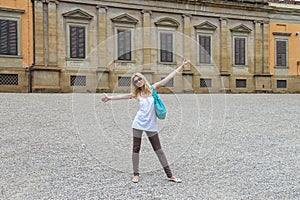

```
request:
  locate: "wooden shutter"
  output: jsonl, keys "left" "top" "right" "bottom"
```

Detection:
{"left": 70, "top": 26, "right": 85, "bottom": 58}
{"left": 235, "top": 38, "right": 245, "bottom": 65}
{"left": 117, "top": 29, "right": 131, "bottom": 60}
{"left": 199, "top": 35, "right": 211, "bottom": 64}
{"left": 0, "top": 20, "right": 18, "bottom": 55}
{"left": 276, "top": 41, "right": 286, "bottom": 67}
{"left": 160, "top": 33, "right": 173, "bottom": 62}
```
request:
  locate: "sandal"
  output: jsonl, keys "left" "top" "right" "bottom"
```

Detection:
{"left": 168, "top": 177, "right": 182, "bottom": 183}
{"left": 132, "top": 176, "right": 139, "bottom": 183}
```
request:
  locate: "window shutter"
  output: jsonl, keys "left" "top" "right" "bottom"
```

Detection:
{"left": 70, "top": 27, "right": 76, "bottom": 58}
{"left": 8, "top": 20, "right": 17, "bottom": 55}
{"left": 0, "top": 20, "right": 18, "bottom": 55}
{"left": 124, "top": 30, "right": 131, "bottom": 60}
{"left": 77, "top": 27, "right": 85, "bottom": 58}
{"left": 0, "top": 20, "right": 8, "bottom": 54}
{"left": 160, "top": 33, "right": 167, "bottom": 62}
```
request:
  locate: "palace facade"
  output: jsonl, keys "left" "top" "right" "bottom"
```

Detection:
{"left": 0, "top": 0, "right": 33, "bottom": 92}
{"left": 0, "top": 0, "right": 299, "bottom": 93}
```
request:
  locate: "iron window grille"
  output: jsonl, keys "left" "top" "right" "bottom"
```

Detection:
{"left": 200, "top": 78, "right": 212, "bottom": 88}
{"left": 70, "top": 75, "right": 86, "bottom": 86}
{"left": 118, "top": 77, "right": 131, "bottom": 87}
{"left": 0, "top": 74, "right": 18, "bottom": 85}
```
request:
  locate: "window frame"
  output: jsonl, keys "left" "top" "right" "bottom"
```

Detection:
{"left": 236, "top": 79, "right": 247, "bottom": 88}
{"left": 197, "top": 33, "right": 213, "bottom": 65}
{"left": 66, "top": 22, "right": 88, "bottom": 60}
{"left": 233, "top": 35, "right": 248, "bottom": 67}
{"left": 275, "top": 38, "right": 288, "bottom": 68}
{"left": 113, "top": 25, "right": 135, "bottom": 62}
{"left": 277, "top": 80, "right": 287, "bottom": 89}
{"left": 157, "top": 27, "right": 176, "bottom": 64}
{"left": 200, "top": 78, "right": 212, "bottom": 88}
{"left": 116, "top": 27, "right": 133, "bottom": 61}
{"left": 69, "top": 25, "right": 86, "bottom": 59}
{"left": 0, "top": 10, "right": 22, "bottom": 57}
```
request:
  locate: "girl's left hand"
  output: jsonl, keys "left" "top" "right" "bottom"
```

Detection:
{"left": 182, "top": 59, "right": 191, "bottom": 68}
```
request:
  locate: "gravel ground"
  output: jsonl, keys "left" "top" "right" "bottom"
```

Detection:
{"left": 0, "top": 93, "right": 299, "bottom": 199}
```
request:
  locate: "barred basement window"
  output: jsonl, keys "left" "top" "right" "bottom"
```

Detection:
{"left": 118, "top": 77, "right": 131, "bottom": 87}
{"left": 70, "top": 75, "right": 86, "bottom": 86}
{"left": 0, "top": 20, "right": 18, "bottom": 55}
{"left": 161, "top": 77, "right": 174, "bottom": 87}
{"left": 0, "top": 74, "right": 18, "bottom": 85}
{"left": 200, "top": 78, "right": 212, "bottom": 88}
{"left": 277, "top": 80, "right": 287, "bottom": 88}
{"left": 236, "top": 79, "right": 247, "bottom": 88}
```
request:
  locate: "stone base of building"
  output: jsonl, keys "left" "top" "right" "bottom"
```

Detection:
{"left": 1, "top": 68, "right": 299, "bottom": 94}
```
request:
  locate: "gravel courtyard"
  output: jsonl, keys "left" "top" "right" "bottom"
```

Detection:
{"left": 0, "top": 93, "right": 299, "bottom": 199}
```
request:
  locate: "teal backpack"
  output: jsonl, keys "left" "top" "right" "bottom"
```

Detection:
{"left": 151, "top": 85, "right": 167, "bottom": 120}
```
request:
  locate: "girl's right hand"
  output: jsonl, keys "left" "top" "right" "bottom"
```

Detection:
{"left": 101, "top": 93, "right": 110, "bottom": 103}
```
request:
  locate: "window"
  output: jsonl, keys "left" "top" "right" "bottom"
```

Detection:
{"left": 70, "top": 26, "right": 86, "bottom": 58}
{"left": 236, "top": 79, "right": 247, "bottom": 88}
{"left": 117, "top": 29, "right": 131, "bottom": 60}
{"left": 200, "top": 78, "right": 212, "bottom": 88}
{"left": 118, "top": 77, "right": 131, "bottom": 87}
{"left": 199, "top": 35, "right": 211, "bottom": 64}
{"left": 0, "top": 19, "right": 18, "bottom": 55}
{"left": 160, "top": 32, "right": 173, "bottom": 62}
{"left": 277, "top": 80, "right": 287, "bottom": 88}
{"left": 70, "top": 75, "right": 86, "bottom": 86}
{"left": 234, "top": 37, "right": 246, "bottom": 65}
{"left": 276, "top": 40, "right": 287, "bottom": 67}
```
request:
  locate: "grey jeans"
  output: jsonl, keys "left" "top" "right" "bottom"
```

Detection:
{"left": 132, "top": 128, "right": 173, "bottom": 178}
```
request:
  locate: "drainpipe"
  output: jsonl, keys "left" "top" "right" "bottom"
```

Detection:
{"left": 29, "top": 0, "right": 36, "bottom": 93}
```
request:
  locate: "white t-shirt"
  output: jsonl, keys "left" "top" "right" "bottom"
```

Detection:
{"left": 132, "top": 96, "right": 158, "bottom": 132}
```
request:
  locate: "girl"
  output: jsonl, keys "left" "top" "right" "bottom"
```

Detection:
{"left": 101, "top": 59, "right": 191, "bottom": 183}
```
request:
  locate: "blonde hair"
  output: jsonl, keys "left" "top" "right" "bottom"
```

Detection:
{"left": 131, "top": 73, "right": 152, "bottom": 99}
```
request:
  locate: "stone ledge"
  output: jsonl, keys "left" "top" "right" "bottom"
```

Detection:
{"left": 32, "top": 66, "right": 61, "bottom": 72}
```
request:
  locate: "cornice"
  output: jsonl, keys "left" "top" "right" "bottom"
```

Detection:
{"left": 272, "top": 32, "right": 292, "bottom": 36}
{"left": 0, "top": 7, "right": 25, "bottom": 13}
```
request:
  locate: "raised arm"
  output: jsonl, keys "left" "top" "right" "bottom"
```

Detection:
{"left": 101, "top": 93, "right": 133, "bottom": 103}
{"left": 153, "top": 59, "right": 191, "bottom": 90}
